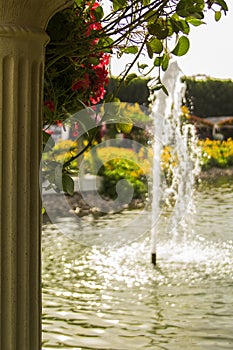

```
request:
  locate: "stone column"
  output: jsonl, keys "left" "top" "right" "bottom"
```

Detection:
{"left": 0, "top": 1, "right": 72, "bottom": 349}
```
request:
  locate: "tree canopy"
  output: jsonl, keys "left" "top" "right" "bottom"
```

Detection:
{"left": 184, "top": 76, "right": 233, "bottom": 117}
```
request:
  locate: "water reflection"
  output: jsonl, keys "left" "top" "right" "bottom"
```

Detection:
{"left": 42, "top": 180, "right": 233, "bottom": 349}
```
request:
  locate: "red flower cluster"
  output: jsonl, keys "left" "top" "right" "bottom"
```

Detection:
{"left": 44, "top": 1, "right": 110, "bottom": 125}
{"left": 72, "top": 72, "right": 90, "bottom": 92}
{"left": 72, "top": 52, "right": 109, "bottom": 105}
{"left": 90, "top": 57, "right": 109, "bottom": 104}
{"left": 72, "top": 56, "right": 109, "bottom": 104}
{"left": 71, "top": 1, "right": 110, "bottom": 105}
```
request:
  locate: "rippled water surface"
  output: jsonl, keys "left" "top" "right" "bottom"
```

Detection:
{"left": 42, "top": 179, "right": 233, "bottom": 349}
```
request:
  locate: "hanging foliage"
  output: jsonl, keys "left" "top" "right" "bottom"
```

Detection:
{"left": 43, "top": 0, "right": 229, "bottom": 126}
{"left": 42, "top": 0, "right": 229, "bottom": 195}
{"left": 44, "top": 1, "right": 111, "bottom": 125}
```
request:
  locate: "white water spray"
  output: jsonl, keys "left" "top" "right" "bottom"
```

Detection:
{"left": 151, "top": 61, "right": 201, "bottom": 264}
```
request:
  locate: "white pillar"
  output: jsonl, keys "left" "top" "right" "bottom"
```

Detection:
{"left": 0, "top": 1, "right": 72, "bottom": 349}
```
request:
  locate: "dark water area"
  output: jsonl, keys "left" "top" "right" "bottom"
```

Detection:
{"left": 42, "top": 178, "right": 233, "bottom": 349}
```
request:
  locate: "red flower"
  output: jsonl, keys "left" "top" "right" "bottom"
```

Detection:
{"left": 90, "top": 2, "right": 100, "bottom": 20}
{"left": 90, "top": 86, "right": 106, "bottom": 104}
{"left": 72, "top": 73, "right": 90, "bottom": 91}
{"left": 85, "top": 21, "right": 102, "bottom": 37}
{"left": 48, "top": 1, "right": 110, "bottom": 111}
{"left": 44, "top": 100, "right": 55, "bottom": 112}
{"left": 43, "top": 128, "right": 53, "bottom": 135}
{"left": 100, "top": 53, "right": 110, "bottom": 66}
{"left": 91, "top": 2, "right": 99, "bottom": 11}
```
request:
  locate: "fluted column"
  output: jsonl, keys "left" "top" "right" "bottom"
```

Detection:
{"left": 0, "top": 1, "right": 72, "bottom": 349}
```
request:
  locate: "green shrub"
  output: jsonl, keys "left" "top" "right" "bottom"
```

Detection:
{"left": 84, "top": 146, "right": 152, "bottom": 199}
{"left": 99, "top": 158, "right": 149, "bottom": 199}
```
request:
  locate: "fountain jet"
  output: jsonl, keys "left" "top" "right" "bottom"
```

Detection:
{"left": 150, "top": 61, "right": 201, "bottom": 265}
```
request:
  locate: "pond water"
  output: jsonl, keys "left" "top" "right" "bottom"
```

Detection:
{"left": 42, "top": 178, "right": 233, "bottom": 350}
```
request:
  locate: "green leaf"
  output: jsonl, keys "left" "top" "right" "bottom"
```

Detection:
{"left": 144, "top": 10, "right": 158, "bottom": 24}
{"left": 170, "top": 18, "right": 182, "bottom": 34}
{"left": 115, "top": 123, "right": 122, "bottom": 133}
{"left": 154, "top": 56, "right": 163, "bottom": 67}
{"left": 171, "top": 36, "right": 190, "bottom": 56}
{"left": 62, "top": 174, "right": 74, "bottom": 195}
{"left": 147, "top": 20, "right": 169, "bottom": 39}
{"left": 180, "top": 20, "right": 190, "bottom": 34}
{"left": 152, "top": 84, "right": 163, "bottom": 91}
{"left": 161, "top": 84, "right": 169, "bottom": 96}
{"left": 140, "top": 0, "right": 150, "bottom": 5}
{"left": 215, "top": 11, "right": 221, "bottom": 21}
{"left": 122, "top": 46, "right": 138, "bottom": 54}
{"left": 116, "top": 117, "right": 133, "bottom": 134}
{"left": 104, "top": 93, "right": 114, "bottom": 103}
{"left": 113, "top": 0, "right": 127, "bottom": 11}
{"left": 186, "top": 17, "right": 205, "bottom": 26}
{"left": 148, "top": 38, "right": 163, "bottom": 54}
{"left": 192, "top": 12, "right": 204, "bottom": 19}
{"left": 146, "top": 42, "right": 153, "bottom": 59}
{"left": 176, "top": 0, "right": 189, "bottom": 17}
{"left": 214, "top": 0, "right": 228, "bottom": 11}
{"left": 153, "top": 54, "right": 169, "bottom": 71}
{"left": 162, "top": 54, "right": 169, "bottom": 71}
{"left": 137, "top": 63, "right": 148, "bottom": 70}
{"left": 171, "top": 18, "right": 190, "bottom": 34}
{"left": 98, "top": 37, "right": 114, "bottom": 53}
{"left": 74, "top": 0, "right": 83, "bottom": 5}
{"left": 167, "top": 22, "right": 174, "bottom": 36}
{"left": 89, "top": 56, "right": 99, "bottom": 66}
{"left": 125, "top": 73, "right": 138, "bottom": 85}
{"left": 176, "top": 0, "right": 205, "bottom": 18}
{"left": 93, "top": 5, "right": 104, "bottom": 21}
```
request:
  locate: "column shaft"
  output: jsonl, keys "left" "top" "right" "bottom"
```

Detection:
{"left": 0, "top": 28, "right": 47, "bottom": 350}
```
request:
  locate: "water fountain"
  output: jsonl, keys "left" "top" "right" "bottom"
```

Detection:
{"left": 151, "top": 61, "right": 201, "bottom": 265}
{"left": 41, "top": 62, "right": 233, "bottom": 350}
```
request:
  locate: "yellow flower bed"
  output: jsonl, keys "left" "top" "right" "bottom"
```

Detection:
{"left": 198, "top": 138, "right": 233, "bottom": 169}
{"left": 43, "top": 139, "right": 78, "bottom": 165}
{"left": 44, "top": 138, "right": 233, "bottom": 195}
{"left": 96, "top": 146, "right": 152, "bottom": 174}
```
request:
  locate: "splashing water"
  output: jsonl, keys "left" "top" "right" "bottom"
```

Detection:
{"left": 151, "top": 61, "right": 201, "bottom": 258}
{"left": 42, "top": 61, "right": 233, "bottom": 348}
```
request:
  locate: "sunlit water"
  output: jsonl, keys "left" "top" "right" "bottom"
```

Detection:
{"left": 42, "top": 179, "right": 233, "bottom": 350}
